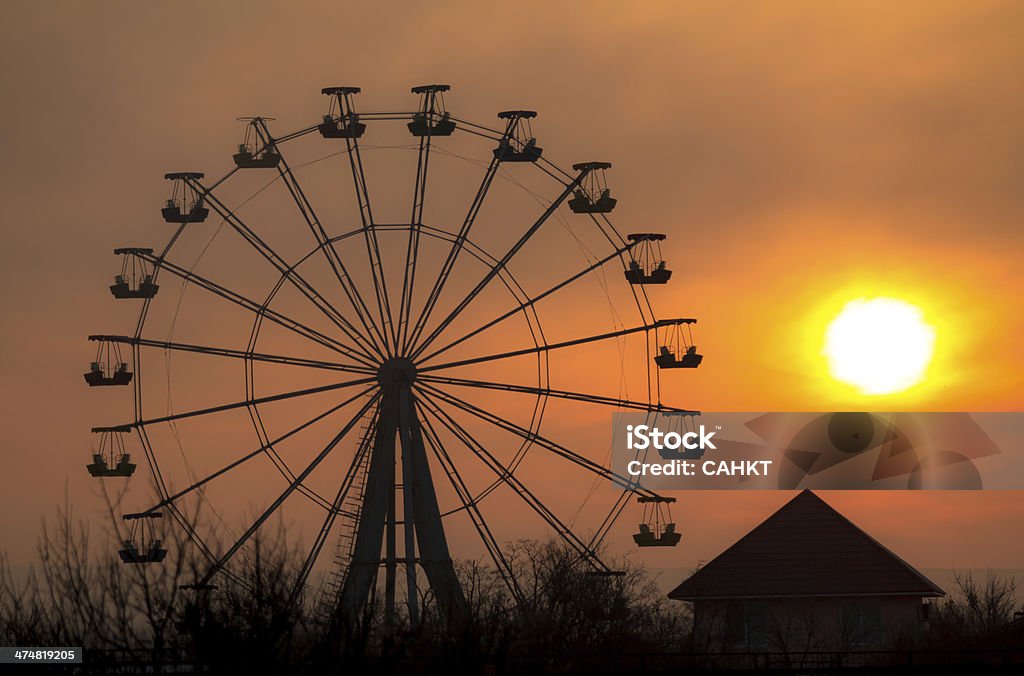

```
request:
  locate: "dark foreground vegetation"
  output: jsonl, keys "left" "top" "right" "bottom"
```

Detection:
{"left": 0, "top": 500, "right": 1021, "bottom": 674}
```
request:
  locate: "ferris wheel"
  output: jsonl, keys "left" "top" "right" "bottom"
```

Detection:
{"left": 84, "top": 84, "right": 703, "bottom": 623}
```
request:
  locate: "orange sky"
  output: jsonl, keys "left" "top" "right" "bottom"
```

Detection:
{"left": 1, "top": 1, "right": 1022, "bottom": 580}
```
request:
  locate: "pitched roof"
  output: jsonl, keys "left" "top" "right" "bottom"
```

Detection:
{"left": 668, "top": 490, "right": 944, "bottom": 601}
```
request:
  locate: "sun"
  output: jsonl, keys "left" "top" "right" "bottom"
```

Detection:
{"left": 823, "top": 297, "right": 936, "bottom": 395}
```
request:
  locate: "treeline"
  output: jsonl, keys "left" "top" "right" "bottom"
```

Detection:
{"left": 0, "top": 501, "right": 689, "bottom": 674}
{"left": 1, "top": 499, "right": 1020, "bottom": 673}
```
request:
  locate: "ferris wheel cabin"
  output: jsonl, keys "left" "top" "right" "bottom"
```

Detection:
{"left": 494, "top": 110, "right": 543, "bottom": 162}
{"left": 569, "top": 162, "right": 617, "bottom": 214}
{"left": 88, "top": 453, "right": 136, "bottom": 478}
{"left": 409, "top": 84, "right": 456, "bottom": 137}
{"left": 119, "top": 513, "right": 167, "bottom": 564}
{"left": 409, "top": 112, "right": 455, "bottom": 137}
{"left": 119, "top": 541, "right": 166, "bottom": 564}
{"left": 233, "top": 118, "right": 281, "bottom": 169}
{"left": 654, "top": 345, "right": 703, "bottom": 369}
{"left": 162, "top": 173, "right": 209, "bottom": 223}
{"left": 86, "top": 425, "right": 137, "bottom": 478}
{"left": 84, "top": 336, "right": 133, "bottom": 387}
{"left": 84, "top": 361, "right": 132, "bottom": 387}
{"left": 654, "top": 319, "right": 703, "bottom": 369}
{"left": 109, "top": 248, "right": 159, "bottom": 299}
{"left": 234, "top": 144, "right": 282, "bottom": 169}
{"left": 634, "top": 496, "right": 681, "bottom": 547}
{"left": 624, "top": 233, "right": 672, "bottom": 285}
{"left": 319, "top": 87, "right": 366, "bottom": 139}
{"left": 110, "top": 276, "right": 158, "bottom": 299}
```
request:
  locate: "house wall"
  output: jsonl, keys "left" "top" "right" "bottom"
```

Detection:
{"left": 690, "top": 595, "right": 929, "bottom": 652}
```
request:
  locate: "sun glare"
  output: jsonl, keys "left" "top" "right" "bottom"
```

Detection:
{"left": 823, "top": 298, "right": 936, "bottom": 395}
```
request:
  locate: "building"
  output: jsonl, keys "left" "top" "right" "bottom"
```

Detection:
{"left": 668, "top": 490, "right": 944, "bottom": 651}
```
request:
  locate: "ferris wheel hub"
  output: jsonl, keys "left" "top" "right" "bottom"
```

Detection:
{"left": 376, "top": 357, "right": 418, "bottom": 386}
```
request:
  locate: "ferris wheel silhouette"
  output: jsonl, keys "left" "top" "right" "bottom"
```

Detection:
{"left": 84, "top": 83, "right": 703, "bottom": 625}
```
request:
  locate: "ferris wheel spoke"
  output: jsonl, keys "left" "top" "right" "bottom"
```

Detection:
{"left": 118, "top": 375, "right": 377, "bottom": 430}
{"left": 194, "top": 393, "right": 380, "bottom": 588}
{"left": 133, "top": 424, "right": 220, "bottom": 566}
{"left": 587, "top": 491, "right": 634, "bottom": 553}
{"left": 188, "top": 175, "right": 384, "bottom": 362}
{"left": 410, "top": 167, "right": 592, "bottom": 358}
{"left": 396, "top": 134, "right": 435, "bottom": 354}
{"left": 419, "top": 319, "right": 689, "bottom": 374}
{"left": 414, "top": 398, "right": 524, "bottom": 603}
{"left": 261, "top": 151, "right": 389, "bottom": 358}
{"left": 416, "top": 390, "right": 613, "bottom": 574}
{"left": 417, "top": 382, "right": 658, "bottom": 501}
{"left": 418, "top": 239, "right": 642, "bottom": 364}
{"left": 448, "top": 115, "right": 503, "bottom": 140}
{"left": 135, "top": 386, "right": 377, "bottom": 517}
{"left": 403, "top": 152, "right": 504, "bottom": 355}
{"left": 337, "top": 121, "right": 397, "bottom": 355}
{"left": 135, "top": 251, "right": 376, "bottom": 368}
{"left": 404, "top": 107, "right": 542, "bottom": 354}
{"left": 90, "top": 335, "right": 376, "bottom": 375}
{"left": 417, "top": 374, "right": 695, "bottom": 414}
{"left": 289, "top": 406, "right": 381, "bottom": 608}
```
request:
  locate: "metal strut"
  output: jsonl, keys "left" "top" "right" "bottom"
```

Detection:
{"left": 183, "top": 172, "right": 383, "bottom": 363}
{"left": 403, "top": 114, "right": 518, "bottom": 353}
{"left": 194, "top": 393, "right": 380, "bottom": 588}
{"left": 328, "top": 87, "right": 397, "bottom": 355}
{"left": 339, "top": 372, "right": 464, "bottom": 626}
{"left": 397, "top": 85, "right": 447, "bottom": 353}
{"left": 411, "top": 166, "right": 593, "bottom": 360}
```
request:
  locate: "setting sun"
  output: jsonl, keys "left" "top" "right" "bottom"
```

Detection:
{"left": 823, "top": 298, "right": 936, "bottom": 395}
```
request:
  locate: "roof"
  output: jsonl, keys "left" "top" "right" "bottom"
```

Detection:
{"left": 668, "top": 490, "right": 944, "bottom": 601}
{"left": 1006, "top": 613, "right": 1024, "bottom": 639}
